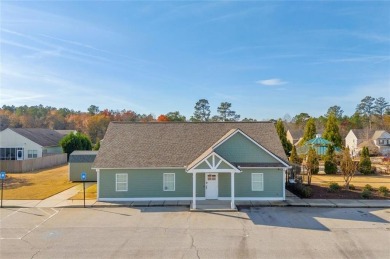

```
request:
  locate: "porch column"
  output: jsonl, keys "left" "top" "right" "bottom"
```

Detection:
{"left": 192, "top": 172, "right": 197, "bottom": 209}
{"left": 231, "top": 172, "right": 235, "bottom": 209}
{"left": 283, "top": 169, "right": 286, "bottom": 200}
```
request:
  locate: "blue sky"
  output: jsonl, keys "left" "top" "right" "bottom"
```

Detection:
{"left": 1, "top": 1, "right": 389, "bottom": 120}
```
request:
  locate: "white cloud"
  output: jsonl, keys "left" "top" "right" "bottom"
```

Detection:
{"left": 257, "top": 78, "right": 287, "bottom": 86}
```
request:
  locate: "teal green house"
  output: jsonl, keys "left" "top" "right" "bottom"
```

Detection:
{"left": 93, "top": 122, "right": 290, "bottom": 209}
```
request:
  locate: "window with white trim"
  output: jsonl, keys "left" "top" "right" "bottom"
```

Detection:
{"left": 28, "top": 150, "right": 37, "bottom": 158}
{"left": 252, "top": 173, "right": 264, "bottom": 191}
{"left": 116, "top": 173, "right": 128, "bottom": 192}
{"left": 163, "top": 173, "right": 175, "bottom": 191}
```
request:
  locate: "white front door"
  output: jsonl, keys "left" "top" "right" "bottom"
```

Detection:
{"left": 205, "top": 173, "right": 218, "bottom": 199}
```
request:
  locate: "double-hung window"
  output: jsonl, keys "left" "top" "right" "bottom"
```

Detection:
{"left": 116, "top": 173, "right": 128, "bottom": 192}
{"left": 28, "top": 150, "right": 37, "bottom": 159}
{"left": 163, "top": 173, "right": 175, "bottom": 191}
{"left": 251, "top": 173, "right": 264, "bottom": 191}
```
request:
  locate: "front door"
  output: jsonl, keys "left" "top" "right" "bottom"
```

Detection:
{"left": 205, "top": 173, "right": 218, "bottom": 199}
{"left": 16, "top": 149, "right": 23, "bottom": 160}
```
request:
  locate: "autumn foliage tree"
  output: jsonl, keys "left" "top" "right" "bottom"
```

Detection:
{"left": 157, "top": 115, "right": 170, "bottom": 122}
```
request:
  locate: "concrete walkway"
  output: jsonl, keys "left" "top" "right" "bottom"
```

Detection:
{"left": 1, "top": 185, "right": 389, "bottom": 209}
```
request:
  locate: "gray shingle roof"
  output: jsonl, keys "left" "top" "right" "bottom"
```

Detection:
{"left": 93, "top": 122, "right": 289, "bottom": 169}
{"left": 69, "top": 151, "right": 98, "bottom": 163}
{"left": 351, "top": 129, "right": 375, "bottom": 140}
{"left": 9, "top": 128, "right": 64, "bottom": 147}
{"left": 55, "top": 130, "right": 77, "bottom": 136}
{"left": 287, "top": 129, "right": 303, "bottom": 139}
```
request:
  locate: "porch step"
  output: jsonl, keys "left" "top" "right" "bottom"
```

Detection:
{"left": 190, "top": 200, "right": 237, "bottom": 212}
{"left": 190, "top": 205, "right": 237, "bottom": 212}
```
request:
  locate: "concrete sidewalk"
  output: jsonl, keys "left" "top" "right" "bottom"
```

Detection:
{"left": 1, "top": 198, "right": 389, "bottom": 209}
{"left": 1, "top": 184, "right": 389, "bottom": 209}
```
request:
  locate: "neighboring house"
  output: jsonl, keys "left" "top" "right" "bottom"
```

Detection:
{"left": 297, "top": 134, "right": 341, "bottom": 156}
{"left": 286, "top": 129, "right": 303, "bottom": 146}
{"left": 69, "top": 151, "right": 98, "bottom": 182}
{"left": 93, "top": 122, "right": 290, "bottom": 210}
{"left": 55, "top": 130, "right": 77, "bottom": 137}
{"left": 0, "top": 128, "right": 64, "bottom": 160}
{"left": 345, "top": 129, "right": 390, "bottom": 156}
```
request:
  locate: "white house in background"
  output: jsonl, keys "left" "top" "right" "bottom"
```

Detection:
{"left": 55, "top": 129, "right": 77, "bottom": 137}
{"left": 0, "top": 128, "right": 64, "bottom": 160}
{"left": 345, "top": 129, "right": 390, "bottom": 156}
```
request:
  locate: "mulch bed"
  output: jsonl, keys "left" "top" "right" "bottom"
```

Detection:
{"left": 308, "top": 184, "right": 389, "bottom": 200}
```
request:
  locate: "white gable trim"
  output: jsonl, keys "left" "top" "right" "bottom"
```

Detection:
{"left": 212, "top": 129, "right": 290, "bottom": 168}
{"left": 187, "top": 152, "right": 241, "bottom": 173}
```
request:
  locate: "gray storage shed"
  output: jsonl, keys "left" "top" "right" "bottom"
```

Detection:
{"left": 69, "top": 151, "right": 98, "bottom": 181}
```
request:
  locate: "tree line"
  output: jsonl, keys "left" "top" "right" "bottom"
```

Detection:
{"left": 1, "top": 96, "right": 389, "bottom": 145}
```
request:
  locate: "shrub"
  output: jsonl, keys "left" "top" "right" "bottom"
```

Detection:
{"left": 324, "top": 160, "right": 338, "bottom": 174}
{"left": 302, "top": 186, "right": 313, "bottom": 198}
{"left": 286, "top": 183, "right": 313, "bottom": 198}
{"left": 364, "top": 184, "right": 374, "bottom": 191}
{"left": 328, "top": 182, "right": 341, "bottom": 192}
{"left": 361, "top": 189, "right": 372, "bottom": 199}
{"left": 348, "top": 184, "right": 356, "bottom": 190}
{"left": 378, "top": 186, "right": 389, "bottom": 196}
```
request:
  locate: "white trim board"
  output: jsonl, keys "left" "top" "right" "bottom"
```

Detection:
{"left": 98, "top": 197, "right": 284, "bottom": 202}
{"left": 187, "top": 151, "right": 241, "bottom": 173}
{"left": 93, "top": 167, "right": 187, "bottom": 170}
{"left": 98, "top": 197, "right": 206, "bottom": 202}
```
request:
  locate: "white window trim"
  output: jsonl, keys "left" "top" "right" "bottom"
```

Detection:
{"left": 163, "top": 173, "right": 175, "bottom": 191}
{"left": 252, "top": 173, "right": 264, "bottom": 191}
{"left": 28, "top": 150, "right": 38, "bottom": 159}
{"left": 116, "top": 173, "right": 128, "bottom": 192}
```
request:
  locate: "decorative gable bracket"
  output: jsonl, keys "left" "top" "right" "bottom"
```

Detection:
{"left": 186, "top": 152, "right": 241, "bottom": 173}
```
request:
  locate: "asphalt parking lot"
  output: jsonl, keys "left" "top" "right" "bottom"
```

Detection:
{"left": 1, "top": 207, "right": 389, "bottom": 259}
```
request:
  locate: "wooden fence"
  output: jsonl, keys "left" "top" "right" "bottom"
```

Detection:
{"left": 0, "top": 153, "right": 67, "bottom": 173}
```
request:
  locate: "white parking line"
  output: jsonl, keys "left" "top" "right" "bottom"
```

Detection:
{"left": 0, "top": 208, "right": 24, "bottom": 222}
{"left": 0, "top": 208, "right": 60, "bottom": 240}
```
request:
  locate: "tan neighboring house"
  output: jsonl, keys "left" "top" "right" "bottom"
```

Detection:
{"left": 0, "top": 128, "right": 64, "bottom": 160}
{"left": 286, "top": 129, "right": 303, "bottom": 146}
{"left": 345, "top": 129, "right": 390, "bottom": 156}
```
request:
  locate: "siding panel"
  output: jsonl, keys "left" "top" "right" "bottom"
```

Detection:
{"left": 215, "top": 132, "right": 279, "bottom": 163}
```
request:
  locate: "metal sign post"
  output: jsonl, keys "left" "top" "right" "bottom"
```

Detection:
{"left": 81, "top": 172, "right": 87, "bottom": 208}
{"left": 1, "top": 171, "right": 6, "bottom": 208}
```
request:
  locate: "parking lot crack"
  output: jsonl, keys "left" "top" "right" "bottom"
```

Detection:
{"left": 188, "top": 232, "right": 200, "bottom": 259}
{"left": 31, "top": 250, "right": 40, "bottom": 259}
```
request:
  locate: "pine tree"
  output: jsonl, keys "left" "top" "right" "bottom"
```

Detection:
{"left": 190, "top": 99, "right": 211, "bottom": 122}
{"left": 302, "top": 118, "right": 316, "bottom": 143}
{"left": 289, "top": 145, "right": 301, "bottom": 164}
{"left": 275, "top": 119, "right": 292, "bottom": 156}
{"left": 323, "top": 113, "right": 342, "bottom": 147}
{"left": 359, "top": 146, "right": 372, "bottom": 175}
{"left": 324, "top": 145, "right": 337, "bottom": 174}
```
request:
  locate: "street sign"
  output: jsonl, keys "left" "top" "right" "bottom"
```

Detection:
{"left": 1, "top": 171, "right": 5, "bottom": 208}
{"left": 81, "top": 172, "right": 87, "bottom": 181}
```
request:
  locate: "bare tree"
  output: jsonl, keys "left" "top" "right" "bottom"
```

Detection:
{"left": 340, "top": 147, "right": 357, "bottom": 189}
{"left": 303, "top": 147, "right": 319, "bottom": 185}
